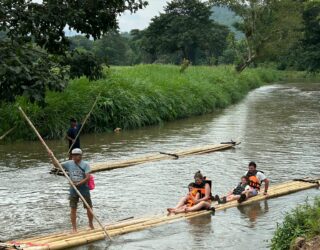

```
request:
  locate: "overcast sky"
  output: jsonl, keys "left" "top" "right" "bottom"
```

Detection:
{"left": 118, "top": 0, "right": 167, "bottom": 32}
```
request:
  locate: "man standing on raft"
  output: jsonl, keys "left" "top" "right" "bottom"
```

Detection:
{"left": 50, "top": 148, "right": 94, "bottom": 233}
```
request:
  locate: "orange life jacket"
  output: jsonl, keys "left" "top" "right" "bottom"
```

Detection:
{"left": 246, "top": 171, "right": 262, "bottom": 190}
{"left": 186, "top": 189, "right": 199, "bottom": 207}
{"left": 248, "top": 176, "right": 261, "bottom": 190}
{"left": 194, "top": 178, "right": 212, "bottom": 200}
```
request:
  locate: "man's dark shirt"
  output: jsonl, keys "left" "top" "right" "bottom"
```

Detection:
{"left": 67, "top": 124, "right": 81, "bottom": 149}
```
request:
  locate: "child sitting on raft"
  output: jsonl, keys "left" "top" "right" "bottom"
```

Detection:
{"left": 215, "top": 176, "right": 251, "bottom": 204}
{"left": 167, "top": 183, "right": 200, "bottom": 214}
{"left": 167, "top": 171, "right": 213, "bottom": 214}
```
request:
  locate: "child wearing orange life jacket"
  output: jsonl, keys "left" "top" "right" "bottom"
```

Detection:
{"left": 215, "top": 176, "right": 251, "bottom": 204}
{"left": 186, "top": 183, "right": 200, "bottom": 207}
{"left": 167, "top": 183, "right": 200, "bottom": 214}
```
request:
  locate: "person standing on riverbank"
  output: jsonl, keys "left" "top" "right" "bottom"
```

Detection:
{"left": 66, "top": 118, "right": 81, "bottom": 158}
{"left": 50, "top": 148, "right": 94, "bottom": 233}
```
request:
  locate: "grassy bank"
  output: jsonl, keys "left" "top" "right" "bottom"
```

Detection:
{"left": 0, "top": 65, "right": 282, "bottom": 141}
{"left": 282, "top": 70, "right": 320, "bottom": 82}
{"left": 271, "top": 197, "right": 320, "bottom": 250}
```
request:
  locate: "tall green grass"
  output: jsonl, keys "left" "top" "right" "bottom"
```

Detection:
{"left": 0, "top": 65, "right": 282, "bottom": 141}
{"left": 271, "top": 197, "right": 320, "bottom": 250}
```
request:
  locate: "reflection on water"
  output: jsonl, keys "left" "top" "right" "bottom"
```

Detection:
{"left": 0, "top": 82, "right": 320, "bottom": 249}
{"left": 237, "top": 200, "right": 269, "bottom": 227}
{"left": 187, "top": 214, "right": 213, "bottom": 247}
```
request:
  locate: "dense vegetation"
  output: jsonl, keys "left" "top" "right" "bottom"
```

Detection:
{"left": 68, "top": 1, "right": 320, "bottom": 72}
{"left": 0, "top": 65, "right": 282, "bottom": 141}
{"left": 277, "top": 1, "right": 320, "bottom": 72}
{"left": 1, "top": 0, "right": 320, "bottom": 106}
{"left": 271, "top": 197, "right": 320, "bottom": 250}
{"left": 136, "top": 1, "right": 229, "bottom": 65}
{"left": 0, "top": 0, "right": 147, "bottom": 103}
{"left": 1, "top": 0, "right": 320, "bottom": 141}
{"left": 68, "top": 2, "right": 232, "bottom": 66}
{"left": 209, "top": 0, "right": 303, "bottom": 72}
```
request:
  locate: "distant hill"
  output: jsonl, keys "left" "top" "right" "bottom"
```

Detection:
{"left": 211, "top": 6, "right": 244, "bottom": 39}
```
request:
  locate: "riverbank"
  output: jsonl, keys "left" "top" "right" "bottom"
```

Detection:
{"left": 0, "top": 64, "right": 292, "bottom": 141}
{"left": 271, "top": 197, "right": 320, "bottom": 250}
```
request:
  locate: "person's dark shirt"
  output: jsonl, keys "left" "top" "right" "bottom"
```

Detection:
{"left": 67, "top": 124, "right": 81, "bottom": 149}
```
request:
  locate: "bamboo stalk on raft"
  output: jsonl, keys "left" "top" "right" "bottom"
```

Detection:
{"left": 18, "top": 107, "right": 112, "bottom": 242}
{"left": 19, "top": 216, "right": 162, "bottom": 245}
{"left": 18, "top": 216, "right": 157, "bottom": 244}
{"left": 67, "top": 93, "right": 101, "bottom": 157}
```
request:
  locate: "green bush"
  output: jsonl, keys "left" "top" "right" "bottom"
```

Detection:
{"left": 0, "top": 65, "right": 282, "bottom": 141}
{"left": 67, "top": 50, "right": 104, "bottom": 80}
{"left": 271, "top": 197, "right": 320, "bottom": 250}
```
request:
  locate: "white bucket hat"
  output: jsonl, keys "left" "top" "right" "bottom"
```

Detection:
{"left": 71, "top": 148, "right": 82, "bottom": 155}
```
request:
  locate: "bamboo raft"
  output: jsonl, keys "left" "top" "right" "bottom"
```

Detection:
{"left": 6, "top": 178, "right": 319, "bottom": 250}
{"left": 50, "top": 142, "right": 237, "bottom": 175}
{"left": 90, "top": 142, "right": 237, "bottom": 172}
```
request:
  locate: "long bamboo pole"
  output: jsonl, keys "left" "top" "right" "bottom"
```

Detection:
{"left": 0, "top": 126, "right": 16, "bottom": 140}
{"left": 67, "top": 93, "right": 101, "bottom": 157}
{"left": 18, "top": 107, "right": 112, "bottom": 242}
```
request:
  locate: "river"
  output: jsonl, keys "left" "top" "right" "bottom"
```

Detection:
{"left": 0, "top": 82, "right": 319, "bottom": 249}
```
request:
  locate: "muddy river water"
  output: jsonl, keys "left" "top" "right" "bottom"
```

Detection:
{"left": 0, "top": 82, "right": 319, "bottom": 249}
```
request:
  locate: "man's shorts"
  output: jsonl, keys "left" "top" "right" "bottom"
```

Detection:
{"left": 69, "top": 194, "right": 92, "bottom": 209}
{"left": 250, "top": 188, "right": 259, "bottom": 196}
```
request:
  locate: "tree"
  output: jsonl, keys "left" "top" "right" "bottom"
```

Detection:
{"left": 0, "top": 0, "right": 147, "bottom": 103}
{"left": 67, "top": 50, "right": 103, "bottom": 81}
{"left": 0, "top": 40, "right": 68, "bottom": 103}
{"left": 69, "top": 36, "right": 94, "bottom": 51}
{"left": 271, "top": 1, "right": 320, "bottom": 72}
{"left": 301, "top": 1, "right": 320, "bottom": 72}
{"left": 141, "top": 0, "right": 229, "bottom": 64}
{"left": 2, "top": 0, "right": 148, "bottom": 54}
{"left": 129, "top": 29, "right": 154, "bottom": 64}
{"left": 209, "top": 0, "right": 303, "bottom": 72}
{"left": 93, "top": 32, "right": 133, "bottom": 65}
{"left": 218, "top": 33, "right": 239, "bottom": 64}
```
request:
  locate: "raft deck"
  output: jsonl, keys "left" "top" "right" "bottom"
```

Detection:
{"left": 7, "top": 178, "right": 319, "bottom": 250}
{"left": 91, "top": 143, "right": 237, "bottom": 172}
